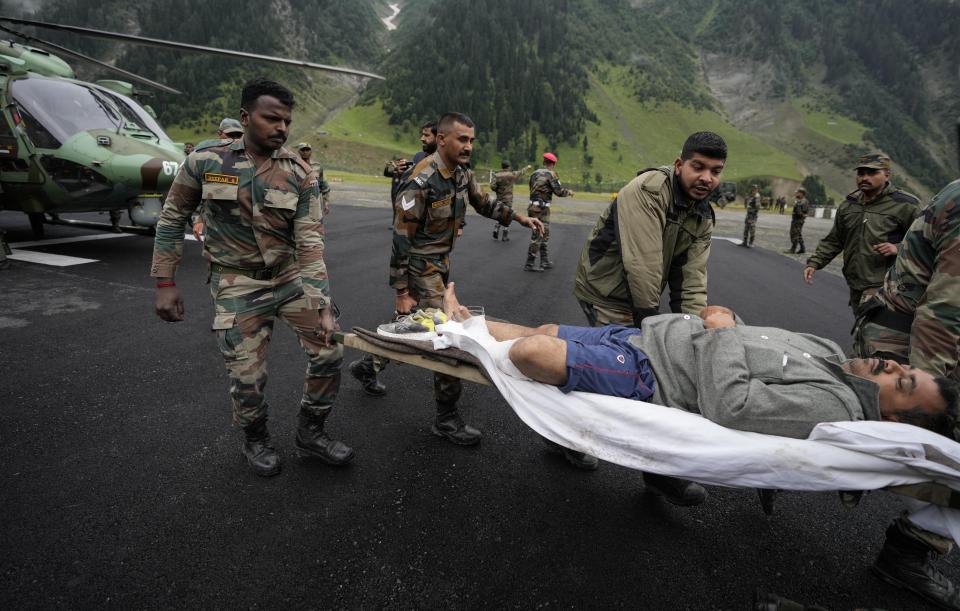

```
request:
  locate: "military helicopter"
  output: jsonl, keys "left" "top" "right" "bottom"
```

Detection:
{"left": 0, "top": 16, "right": 383, "bottom": 238}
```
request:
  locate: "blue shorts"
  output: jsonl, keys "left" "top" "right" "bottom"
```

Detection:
{"left": 556, "top": 325, "right": 656, "bottom": 401}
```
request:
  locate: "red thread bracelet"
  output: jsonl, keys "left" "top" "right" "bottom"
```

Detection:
{"left": 156, "top": 281, "right": 176, "bottom": 288}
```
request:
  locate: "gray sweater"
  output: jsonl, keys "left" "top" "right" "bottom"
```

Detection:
{"left": 630, "top": 314, "right": 881, "bottom": 439}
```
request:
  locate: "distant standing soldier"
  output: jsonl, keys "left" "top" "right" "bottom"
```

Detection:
{"left": 490, "top": 160, "right": 532, "bottom": 241}
{"left": 852, "top": 178, "right": 960, "bottom": 610}
{"left": 740, "top": 184, "right": 761, "bottom": 248}
{"left": 525, "top": 152, "right": 573, "bottom": 271}
{"left": 785, "top": 187, "right": 810, "bottom": 254}
{"left": 297, "top": 142, "right": 331, "bottom": 215}
{"left": 803, "top": 153, "right": 921, "bottom": 316}
{"left": 776, "top": 195, "right": 786, "bottom": 214}
{"left": 152, "top": 78, "right": 353, "bottom": 477}
{"left": 348, "top": 112, "right": 544, "bottom": 444}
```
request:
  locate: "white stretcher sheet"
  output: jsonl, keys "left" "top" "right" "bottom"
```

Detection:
{"left": 434, "top": 317, "right": 960, "bottom": 541}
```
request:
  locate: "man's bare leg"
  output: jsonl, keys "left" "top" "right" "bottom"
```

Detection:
{"left": 442, "top": 282, "right": 568, "bottom": 385}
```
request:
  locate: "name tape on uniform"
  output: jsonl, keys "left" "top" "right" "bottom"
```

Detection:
{"left": 431, "top": 196, "right": 452, "bottom": 209}
{"left": 203, "top": 173, "right": 239, "bottom": 186}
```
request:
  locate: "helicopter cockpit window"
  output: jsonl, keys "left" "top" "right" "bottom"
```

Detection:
{"left": 96, "top": 88, "right": 170, "bottom": 141}
{"left": 10, "top": 77, "right": 122, "bottom": 148}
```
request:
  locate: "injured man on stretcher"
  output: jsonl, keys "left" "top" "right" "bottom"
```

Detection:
{"left": 441, "top": 283, "right": 959, "bottom": 441}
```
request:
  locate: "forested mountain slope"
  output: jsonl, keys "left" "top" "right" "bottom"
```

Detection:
{"left": 7, "top": 0, "right": 958, "bottom": 197}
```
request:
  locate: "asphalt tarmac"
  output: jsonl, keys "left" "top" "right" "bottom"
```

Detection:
{"left": 0, "top": 200, "right": 951, "bottom": 610}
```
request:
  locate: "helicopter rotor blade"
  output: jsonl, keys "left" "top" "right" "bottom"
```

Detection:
{"left": 0, "top": 24, "right": 183, "bottom": 95}
{"left": 0, "top": 16, "right": 385, "bottom": 81}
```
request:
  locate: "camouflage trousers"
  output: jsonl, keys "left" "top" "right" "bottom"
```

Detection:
{"left": 789, "top": 218, "right": 805, "bottom": 250}
{"left": 367, "top": 255, "right": 462, "bottom": 409}
{"left": 493, "top": 201, "right": 512, "bottom": 237}
{"left": 527, "top": 203, "right": 551, "bottom": 262}
{"left": 742, "top": 214, "right": 757, "bottom": 245}
{"left": 210, "top": 265, "right": 343, "bottom": 428}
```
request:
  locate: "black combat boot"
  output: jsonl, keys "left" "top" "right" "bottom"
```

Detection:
{"left": 643, "top": 472, "right": 707, "bottom": 506}
{"left": 796, "top": 240, "right": 805, "bottom": 254}
{"left": 501, "top": 228, "right": 509, "bottom": 241}
{"left": 348, "top": 358, "right": 386, "bottom": 396}
{"left": 542, "top": 437, "right": 599, "bottom": 470}
{"left": 492, "top": 225, "right": 500, "bottom": 240}
{"left": 523, "top": 256, "right": 542, "bottom": 272}
{"left": 432, "top": 404, "right": 482, "bottom": 445}
{"left": 241, "top": 417, "right": 281, "bottom": 477}
{"left": 295, "top": 409, "right": 354, "bottom": 465}
{"left": 872, "top": 520, "right": 960, "bottom": 609}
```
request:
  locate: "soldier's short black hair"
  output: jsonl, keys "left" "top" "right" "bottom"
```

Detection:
{"left": 501, "top": 160, "right": 511, "bottom": 169}
{"left": 421, "top": 120, "right": 438, "bottom": 135}
{"left": 241, "top": 78, "right": 296, "bottom": 111}
{"left": 680, "top": 131, "right": 727, "bottom": 161}
{"left": 438, "top": 112, "right": 475, "bottom": 134}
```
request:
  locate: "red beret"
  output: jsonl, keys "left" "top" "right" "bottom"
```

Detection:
{"left": 543, "top": 152, "right": 558, "bottom": 163}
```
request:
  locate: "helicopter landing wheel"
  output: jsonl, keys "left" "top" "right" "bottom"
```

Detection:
{"left": 28, "top": 212, "right": 45, "bottom": 239}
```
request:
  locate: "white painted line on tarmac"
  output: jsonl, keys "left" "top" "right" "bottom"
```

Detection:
{"left": 10, "top": 233, "right": 136, "bottom": 248}
{"left": 8, "top": 250, "right": 98, "bottom": 266}
{"left": 713, "top": 236, "right": 744, "bottom": 244}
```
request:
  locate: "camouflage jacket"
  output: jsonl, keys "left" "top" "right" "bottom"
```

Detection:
{"left": 390, "top": 152, "right": 517, "bottom": 290}
{"left": 877, "top": 179, "right": 960, "bottom": 377}
{"left": 574, "top": 166, "right": 714, "bottom": 324}
{"left": 151, "top": 138, "right": 331, "bottom": 308}
{"left": 807, "top": 183, "right": 921, "bottom": 291}
{"left": 745, "top": 193, "right": 761, "bottom": 218}
{"left": 529, "top": 168, "right": 572, "bottom": 204}
{"left": 792, "top": 197, "right": 810, "bottom": 220}
{"left": 489, "top": 168, "right": 528, "bottom": 205}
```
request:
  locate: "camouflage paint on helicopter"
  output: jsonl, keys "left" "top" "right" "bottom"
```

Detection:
{"left": 0, "top": 41, "right": 184, "bottom": 232}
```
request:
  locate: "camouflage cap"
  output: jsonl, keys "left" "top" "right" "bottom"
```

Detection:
{"left": 297, "top": 142, "right": 312, "bottom": 150}
{"left": 796, "top": 187, "right": 807, "bottom": 194}
{"left": 854, "top": 152, "right": 891, "bottom": 170}
{"left": 219, "top": 118, "right": 243, "bottom": 136}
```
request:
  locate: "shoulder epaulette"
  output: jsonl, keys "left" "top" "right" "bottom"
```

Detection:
{"left": 637, "top": 166, "right": 670, "bottom": 193}
{"left": 194, "top": 138, "right": 230, "bottom": 151}
{"left": 292, "top": 156, "right": 313, "bottom": 175}
{"left": 406, "top": 157, "right": 437, "bottom": 188}
{"left": 889, "top": 190, "right": 920, "bottom": 205}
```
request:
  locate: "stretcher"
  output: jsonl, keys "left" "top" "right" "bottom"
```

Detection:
{"left": 337, "top": 321, "right": 960, "bottom": 527}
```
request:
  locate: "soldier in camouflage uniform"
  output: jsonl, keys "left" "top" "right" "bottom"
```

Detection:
{"left": 739, "top": 185, "right": 761, "bottom": 248}
{"left": 348, "top": 112, "right": 544, "bottom": 446}
{"left": 785, "top": 187, "right": 810, "bottom": 254}
{"left": 152, "top": 78, "right": 353, "bottom": 477}
{"left": 525, "top": 152, "right": 573, "bottom": 271}
{"left": 384, "top": 120, "right": 438, "bottom": 223}
{"left": 572, "top": 131, "right": 726, "bottom": 492}
{"left": 489, "top": 160, "right": 532, "bottom": 241}
{"left": 297, "top": 143, "right": 331, "bottom": 215}
{"left": 804, "top": 153, "right": 921, "bottom": 316}
{"left": 851, "top": 179, "right": 960, "bottom": 609}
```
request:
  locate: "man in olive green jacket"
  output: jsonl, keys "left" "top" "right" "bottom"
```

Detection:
{"left": 574, "top": 132, "right": 725, "bottom": 327}
{"left": 803, "top": 153, "right": 921, "bottom": 316}
{"left": 567, "top": 131, "right": 727, "bottom": 499}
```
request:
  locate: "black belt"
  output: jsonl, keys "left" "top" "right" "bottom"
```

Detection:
{"left": 871, "top": 308, "right": 914, "bottom": 333}
{"left": 211, "top": 255, "right": 295, "bottom": 280}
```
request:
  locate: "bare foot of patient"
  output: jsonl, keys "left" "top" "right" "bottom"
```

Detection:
{"left": 442, "top": 282, "right": 472, "bottom": 322}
